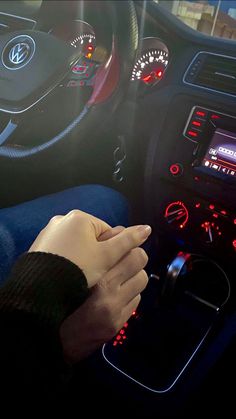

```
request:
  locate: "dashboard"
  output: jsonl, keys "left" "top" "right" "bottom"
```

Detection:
{"left": 1, "top": 2, "right": 236, "bottom": 414}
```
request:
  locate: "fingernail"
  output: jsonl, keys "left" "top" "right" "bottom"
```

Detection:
{"left": 137, "top": 225, "right": 152, "bottom": 238}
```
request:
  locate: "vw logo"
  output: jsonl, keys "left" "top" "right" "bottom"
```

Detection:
{"left": 1, "top": 35, "right": 35, "bottom": 70}
{"left": 9, "top": 43, "right": 30, "bottom": 65}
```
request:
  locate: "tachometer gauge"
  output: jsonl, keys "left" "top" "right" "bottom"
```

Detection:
{"left": 50, "top": 20, "right": 96, "bottom": 59}
{"left": 70, "top": 33, "right": 96, "bottom": 58}
{"left": 131, "top": 37, "right": 169, "bottom": 86}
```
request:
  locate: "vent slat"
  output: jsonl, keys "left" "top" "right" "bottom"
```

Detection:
{"left": 199, "top": 75, "right": 235, "bottom": 82}
{"left": 185, "top": 53, "right": 236, "bottom": 96}
{"left": 201, "top": 65, "right": 236, "bottom": 71}
{"left": 200, "top": 71, "right": 236, "bottom": 78}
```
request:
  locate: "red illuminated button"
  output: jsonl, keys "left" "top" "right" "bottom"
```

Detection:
{"left": 211, "top": 114, "right": 220, "bottom": 120}
{"left": 194, "top": 109, "right": 207, "bottom": 118}
{"left": 189, "top": 117, "right": 206, "bottom": 132}
{"left": 187, "top": 130, "right": 199, "bottom": 139}
{"left": 169, "top": 163, "right": 183, "bottom": 176}
{"left": 220, "top": 210, "right": 227, "bottom": 216}
{"left": 192, "top": 120, "right": 202, "bottom": 127}
{"left": 233, "top": 240, "right": 236, "bottom": 249}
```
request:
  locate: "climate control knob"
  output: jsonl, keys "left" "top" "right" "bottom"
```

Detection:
{"left": 164, "top": 201, "right": 189, "bottom": 229}
{"left": 200, "top": 221, "right": 222, "bottom": 244}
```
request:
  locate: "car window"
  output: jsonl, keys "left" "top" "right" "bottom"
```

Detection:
{"left": 156, "top": 0, "right": 236, "bottom": 41}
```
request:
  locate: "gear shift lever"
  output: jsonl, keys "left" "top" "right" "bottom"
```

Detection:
{"left": 161, "top": 252, "right": 230, "bottom": 310}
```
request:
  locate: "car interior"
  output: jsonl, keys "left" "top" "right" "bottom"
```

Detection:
{"left": 0, "top": 0, "right": 236, "bottom": 416}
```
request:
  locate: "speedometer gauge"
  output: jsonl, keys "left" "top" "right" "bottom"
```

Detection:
{"left": 131, "top": 37, "right": 169, "bottom": 86}
{"left": 131, "top": 49, "right": 168, "bottom": 84}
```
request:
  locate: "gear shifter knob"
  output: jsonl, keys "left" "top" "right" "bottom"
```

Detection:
{"left": 161, "top": 252, "right": 230, "bottom": 310}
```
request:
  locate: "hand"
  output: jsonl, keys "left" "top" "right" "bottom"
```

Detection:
{"left": 29, "top": 210, "right": 151, "bottom": 288}
{"left": 60, "top": 226, "right": 151, "bottom": 363}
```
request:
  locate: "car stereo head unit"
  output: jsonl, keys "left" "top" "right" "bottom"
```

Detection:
{"left": 184, "top": 106, "right": 236, "bottom": 182}
{"left": 202, "top": 127, "right": 236, "bottom": 178}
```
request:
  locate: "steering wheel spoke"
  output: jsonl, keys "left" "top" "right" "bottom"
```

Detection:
{"left": 0, "top": 118, "right": 18, "bottom": 146}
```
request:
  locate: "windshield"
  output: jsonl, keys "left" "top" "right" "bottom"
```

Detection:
{"left": 156, "top": 0, "right": 236, "bottom": 41}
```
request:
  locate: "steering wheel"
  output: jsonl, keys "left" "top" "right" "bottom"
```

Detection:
{"left": 0, "top": 1, "right": 138, "bottom": 160}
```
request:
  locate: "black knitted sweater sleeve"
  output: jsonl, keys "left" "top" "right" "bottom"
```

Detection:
{"left": 0, "top": 251, "right": 90, "bottom": 411}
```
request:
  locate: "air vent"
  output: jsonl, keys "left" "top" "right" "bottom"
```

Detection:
{"left": 184, "top": 52, "right": 236, "bottom": 96}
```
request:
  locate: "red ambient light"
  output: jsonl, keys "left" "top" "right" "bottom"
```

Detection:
{"left": 170, "top": 164, "right": 180, "bottom": 175}
{"left": 233, "top": 240, "right": 236, "bottom": 249}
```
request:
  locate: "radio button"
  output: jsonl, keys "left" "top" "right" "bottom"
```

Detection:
{"left": 193, "top": 108, "right": 208, "bottom": 120}
{"left": 169, "top": 163, "right": 183, "bottom": 176}
{"left": 190, "top": 118, "right": 206, "bottom": 130}
{"left": 186, "top": 129, "right": 201, "bottom": 140}
{"left": 192, "top": 120, "right": 202, "bottom": 127}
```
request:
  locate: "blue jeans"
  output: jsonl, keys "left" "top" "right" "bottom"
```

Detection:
{"left": 0, "top": 185, "right": 130, "bottom": 285}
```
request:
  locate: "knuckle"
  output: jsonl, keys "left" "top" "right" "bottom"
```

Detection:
{"left": 49, "top": 215, "right": 61, "bottom": 224}
{"left": 129, "top": 248, "right": 148, "bottom": 272}
{"left": 136, "top": 247, "right": 148, "bottom": 267}
{"left": 139, "top": 270, "right": 149, "bottom": 289}
{"left": 133, "top": 294, "right": 141, "bottom": 308}
{"left": 66, "top": 210, "right": 87, "bottom": 225}
{"left": 121, "top": 231, "right": 137, "bottom": 252}
{"left": 137, "top": 293, "right": 141, "bottom": 303}
{"left": 127, "top": 229, "right": 139, "bottom": 247}
{"left": 67, "top": 209, "right": 81, "bottom": 218}
{"left": 134, "top": 270, "right": 149, "bottom": 294}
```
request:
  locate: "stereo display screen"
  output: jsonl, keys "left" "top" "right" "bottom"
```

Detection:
{"left": 202, "top": 128, "right": 236, "bottom": 179}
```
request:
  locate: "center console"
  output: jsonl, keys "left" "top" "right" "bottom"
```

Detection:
{"left": 150, "top": 104, "right": 236, "bottom": 268}
{"left": 101, "top": 99, "right": 236, "bottom": 416}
